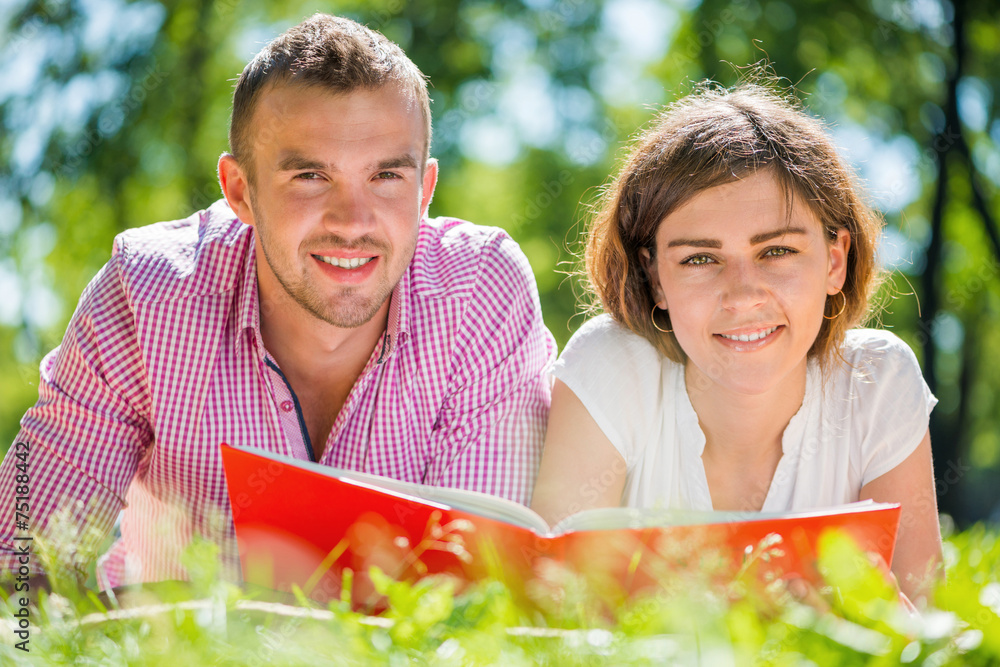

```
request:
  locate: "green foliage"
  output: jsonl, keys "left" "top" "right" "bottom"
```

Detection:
{"left": 2, "top": 527, "right": 1000, "bottom": 664}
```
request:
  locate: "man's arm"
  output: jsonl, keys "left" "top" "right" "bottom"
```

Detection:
{"left": 423, "top": 233, "right": 557, "bottom": 506}
{"left": 0, "top": 254, "right": 151, "bottom": 582}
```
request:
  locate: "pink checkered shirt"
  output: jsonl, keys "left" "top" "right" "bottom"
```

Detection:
{"left": 0, "top": 199, "right": 555, "bottom": 588}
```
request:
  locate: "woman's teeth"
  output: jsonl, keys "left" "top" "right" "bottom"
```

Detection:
{"left": 719, "top": 326, "right": 778, "bottom": 342}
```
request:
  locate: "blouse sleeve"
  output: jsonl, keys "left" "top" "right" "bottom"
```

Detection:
{"left": 551, "top": 315, "right": 664, "bottom": 467}
{"left": 848, "top": 330, "right": 938, "bottom": 486}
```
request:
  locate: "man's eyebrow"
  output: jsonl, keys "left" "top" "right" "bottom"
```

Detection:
{"left": 276, "top": 153, "right": 327, "bottom": 172}
{"left": 376, "top": 154, "right": 419, "bottom": 170}
{"left": 274, "top": 153, "right": 420, "bottom": 172}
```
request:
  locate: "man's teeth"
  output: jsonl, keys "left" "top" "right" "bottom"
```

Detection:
{"left": 316, "top": 255, "right": 374, "bottom": 269}
{"left": 720, "top": 326, "right": 778, "bottom": 342}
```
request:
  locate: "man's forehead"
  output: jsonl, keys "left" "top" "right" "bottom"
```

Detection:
{"left": 250, "top": 81, "right": 427, "bottom": 149}
{"left": 253, "top": 80, "right": 418, "bottom": 120}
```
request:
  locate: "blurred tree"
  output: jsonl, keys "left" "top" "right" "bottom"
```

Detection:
{"left": 1, "top": 0, "right": 997, "bottom": 523}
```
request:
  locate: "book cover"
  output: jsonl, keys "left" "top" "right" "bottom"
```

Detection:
{"left": 219, "top": 444, "right": 901, "bottom": 608}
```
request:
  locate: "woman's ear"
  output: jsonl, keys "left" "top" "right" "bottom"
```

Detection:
{"left": 827, "top": 228, "right": 851, "bottom": 294}
{"left": 639, "top": 247, "right": 665, "bottom": 307}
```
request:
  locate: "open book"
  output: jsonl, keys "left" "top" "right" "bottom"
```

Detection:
{"left": 220, "top": 444, "right": 901, "bottom": 607}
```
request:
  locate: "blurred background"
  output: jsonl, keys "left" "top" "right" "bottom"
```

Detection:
{"left": 0, "top": 0, "right": 997, "bottom": 526}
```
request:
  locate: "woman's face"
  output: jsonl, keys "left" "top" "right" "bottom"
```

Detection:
{"left": 643, "top": 170, "right": 850, "bottom": 397}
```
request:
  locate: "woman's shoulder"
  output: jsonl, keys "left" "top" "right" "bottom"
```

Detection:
{"left": 830, "top": 329, "right": 927, "bottom": 398}
{"left": 558, "top": 314, "right": 665, "bottom": 369}
{"left": 553, "top": 314, "right": 674, "bottom": 405}
{"left": 834, "top": 333, "right": 936, "bottom": 488}
{"left": 839, "top": 328, "right": 921, "bottom": 372}
{"left": 552, "top": 315, "right": 674, "bottom": 467}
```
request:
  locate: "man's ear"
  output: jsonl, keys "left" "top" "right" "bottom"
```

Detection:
{"left": 827, "top": 227, "right": 851, "bottom": 294}
{"left": 419, "top": 158, "right": 439, "bottom": 220}
{"left": 218, "top": 153, "right": 255, "bottom": 226}
{"left": 639, "top": 247, "right": 666, "bottom": 307}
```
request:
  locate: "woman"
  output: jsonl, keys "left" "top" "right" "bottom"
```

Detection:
{"left": 532, "top": 82, "right": 942, "bottom": 602}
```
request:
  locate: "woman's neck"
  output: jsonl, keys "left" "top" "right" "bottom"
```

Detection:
{"left": 684, "top": 359, "right": 808, "bottom": 458}
{"left": 686, "top": 359, "right": 809, "bottom": 511}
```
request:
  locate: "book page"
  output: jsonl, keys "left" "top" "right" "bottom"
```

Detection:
{"left": 227, "top": 445, "right": 552, "bottom": 533}
{"left": 552, "top": 507, "right": 722, "bottom": 534}
{"left": 552, "top": 499, "right": 887, "bottom": 535}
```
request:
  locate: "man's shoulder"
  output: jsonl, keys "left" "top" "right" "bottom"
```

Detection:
{"left": 410, "top": 217, "right": 532, "bottom": 299}
{"left": 112, "top": 199, "right": 252, "bottom": 303}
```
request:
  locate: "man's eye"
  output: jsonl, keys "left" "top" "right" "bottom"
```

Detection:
{"left": 294, "top": 172, "right": 321, "bottom": 180}
{"left": 375, "top": 171, "right": 401, "bottom": 180}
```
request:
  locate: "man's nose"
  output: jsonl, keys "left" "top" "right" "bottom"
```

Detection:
{"left": 324, "top": 181, "right": 376, "bottom": 232}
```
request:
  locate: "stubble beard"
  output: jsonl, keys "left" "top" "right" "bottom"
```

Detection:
{"left": 253, "top": 208, "right": 414, "bottom": 329}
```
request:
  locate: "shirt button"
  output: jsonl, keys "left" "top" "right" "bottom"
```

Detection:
{"left": 280, "top": 400, "right": 294, "bottom": 412}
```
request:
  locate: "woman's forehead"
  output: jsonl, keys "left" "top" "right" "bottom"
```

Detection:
{"left": 655, "top": 172, "right": 824, "bottom": 242}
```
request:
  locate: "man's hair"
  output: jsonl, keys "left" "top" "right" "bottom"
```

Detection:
{"left": 229, "top": 14, "right": 431, "bottom": 179}
{"left": 585, "top": 80, "right": 884, "bottom": 371}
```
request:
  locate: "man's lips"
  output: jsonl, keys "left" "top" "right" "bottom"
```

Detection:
{"left": 313, "top": 254, "right": 376, "bottom": 269}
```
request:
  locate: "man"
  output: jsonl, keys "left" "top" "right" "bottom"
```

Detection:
{"left": 0, "top": 14, "right": 555, "bottom": 589}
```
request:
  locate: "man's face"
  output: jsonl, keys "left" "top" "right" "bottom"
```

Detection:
{"left": 241, "top": 83, "right": 436, "bottom": 329}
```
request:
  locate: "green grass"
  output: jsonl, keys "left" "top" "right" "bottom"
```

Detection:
{"left": 2, "top": 526, "right": 998, "bottom": 665}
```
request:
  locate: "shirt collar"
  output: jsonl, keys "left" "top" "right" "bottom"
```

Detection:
{"left": 379, "top": 263, "right": 411, "bottom": 361}
{"left": 235, "top": 230, "right": 264, "bottom": 357}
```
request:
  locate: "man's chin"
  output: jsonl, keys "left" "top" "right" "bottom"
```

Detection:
{"left": 305, "top": 295, "right": 392, "bottom": 330}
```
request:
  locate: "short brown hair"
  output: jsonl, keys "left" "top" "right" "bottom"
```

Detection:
{"left": 585, "top": 81, "right": 884, "bottom": 370}
{"left": 229, "top": 14, "right": 431, "bottom": 177}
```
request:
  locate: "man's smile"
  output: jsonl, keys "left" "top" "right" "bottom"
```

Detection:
{"left": 313, "top": 254, "right": 376, "bottom": 269}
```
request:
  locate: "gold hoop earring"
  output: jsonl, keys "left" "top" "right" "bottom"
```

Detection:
{"left": 651, "top": 305, "right": 673, "bottom": 333}
{"left": 823, "top": 291, "right": 847, "bottom": 320}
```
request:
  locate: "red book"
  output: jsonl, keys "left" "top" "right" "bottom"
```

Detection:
{"left": 220, "top": 444, "right": 901, "bottom": 609}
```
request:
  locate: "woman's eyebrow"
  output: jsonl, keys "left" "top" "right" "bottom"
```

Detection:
{"left": 750, "top": 227, "right": 808, "bottom": 245}
{"left": 666, "top": 227, "right": 808, "bottom": 249}
{"left": 666, "top": 238, "right": 722, "bottom": 249}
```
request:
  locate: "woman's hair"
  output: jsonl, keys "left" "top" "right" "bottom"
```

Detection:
{"left": 584, "top": 80, "right": 884, "bottom": 370}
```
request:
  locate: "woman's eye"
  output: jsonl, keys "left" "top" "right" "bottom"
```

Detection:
{"left": 764, "top": 247, "right": 796, "bottom": 258}
{"left": 682, "top": 254, "right": 714, "bottom": 266}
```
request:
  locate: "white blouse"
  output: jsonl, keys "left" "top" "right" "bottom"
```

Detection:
{"left": 551, "top": 315, "right": 937, "bottom": 512}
